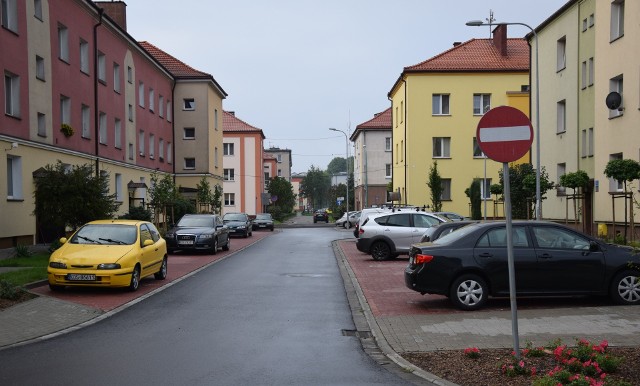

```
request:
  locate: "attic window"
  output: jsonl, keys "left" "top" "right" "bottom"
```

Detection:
{"left": 183, "top": 98, "right": 195, "bottom": 111}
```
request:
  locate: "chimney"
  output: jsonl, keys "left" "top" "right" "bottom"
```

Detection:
{"left": 95, "top": 1, "right": 127, "bottom": 31}
{"left": 453, "top": 42, "right": 462, "bottom": 47}
{"left": 492, "top": 24, "right": 508, "bottom": 56}
{"left": 227, "top": 111, "right": 235, "bottom": 116}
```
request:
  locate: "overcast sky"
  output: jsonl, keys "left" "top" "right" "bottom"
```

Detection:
{"left": 125, "top": 0, "right": 567, "bottom": 173}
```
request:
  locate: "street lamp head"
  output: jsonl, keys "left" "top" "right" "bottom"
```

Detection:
{"left": 466, "top": 20, "right": 485, "bottom": 27}
{"left": 329, "top": 128, "right": 337, "bottom": 132}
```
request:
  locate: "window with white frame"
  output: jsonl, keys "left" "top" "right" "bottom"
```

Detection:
{"left": 184, "top": 157, "right": 195, "bottom": 170}
{"left": 224, "top": 168, "right": 235, "bottom": 181}
{"left": 115, "top": 173, "right": 123, "bottom": 202}
{"left": 473, "top": 94, "right": 491, "bottom": 115}
{"left": 557, "top": 163, "right": 566, "bottom": 194}
{"left": 79, "top": 40, "right": 89, "bottom": 73}
{"left": 610, "top": 0, "right": 625, "bottom": 41}
{"left": 167, "top": 100, "right": 172, "bottom": 122}
{"left": 167, "top": 142, "right": 172, "bottom": 164}
{"left": 183, "top": 127, "right": 195, "bottom": 139}
{"left": 4, "top": 71, "right": 20, "bottom": 117}
{"left": 609, "top": 154, "right": 624, "bottom": 192}
{"left": 149, "top": 134, "right": 155, "bottom": 159}
{"left": 99, "top": 112, "right": 107, "bottom": 144}
{"left": 183, "top": 98, "right": 195, "bottom": 110}
{"left": 385, "top": 164, "right": 392, "bottom": 178}
{"left": 58, "top": 24, "right": 69, "bottom": 62}
{"left": 557, "top": 100, "right": 566, "bottom": 133}
{"left": 138, "top": 82, "right": 144, "bottom": 107}
{"left": 34, "top": 0, "right": 43, "bottom": 21}
{"left": 37, "top": 112, "right": 46, "bottom": 137}
{"left": 158, "top": 139, "right": 164, "bottom": 161}
{"left": 433, "top": 137, "right": 451, "bottom": 158}
{"left": 277, "top": 169, "right": 282, "bottom": 177}
{"left": 36, "top": 55, "right": 45, "bottom": 80}
{"left": 277, "top": 154, "right": 282, "bottom": 163}
{"left": 127, "top": 66, "right": 132, "bottom": 84}
{"left": 214, "top": 146, "right": 218, "bottom": 168}
{"left": 81, "top": 104, "right": 90, "bottom": 138}
{"left": 581, "top": 129, "right": 587, "bottom": 158}
{"left": 114, "top": 118, "right": 121, "bottom": 149}
{"left": 224, "top": 193, "right": 235, "bottom": 206}
{"left": 432, "top": 94, "right": 450, "bottom": 115}
{"left": 113, "top": 63, "right": 120, "bottom": 93}
{"left": 6, "top": 155, "right": 23, "bottom": 199}
{"left": 609, "top": 75, "right": 623, "bottom": 118}
{"left": 441, "top": 179, "right": 451, "bottom": 200}
{"left": 223, "top": 143, "right": 234, "bottom": 156}
{"left": 587, "top": 128, "right": 593, "bottom": 156}
{"left": 128, "top": 104, "right": 133, "bottom": 122}
{"left": 214, "top": 109, "right": 218, "bottom": 130}
{"left": 385, "top": 137, "right": 391, "bottom": 151}
{"left": 97, "top": 52, "right": 106, "bottom": 82}
{"left": 138, "top": 130, "right": 144, "bottom": 156}
{"left": 1, "top": 0, "right": 18, "bottom": 32}
{"left": 472, "top": 137, "right": 485, "bottom": 158}
{"left": 480, "top": 178, "right": 492, "bottom": 199}
{"left": 60, "top": 95, "right": 70, "bottom": 124}
{"left": 582, "top": 18, "right": 588, "bottom": 32}
{"left": 149, "top": 88, "right": 154, "bottom": 112}
{"left": 556, "top": 36, "right": 566, "bottom": 71}
{"left": 589, "top": 14, "right": 594, "bottom": 27}
{"left": 158, "top": 95, "right": 164, "bottom": 117}
{"left": 581, "top": 61, "right": 587, "bottom": 89}
{"left": 588, "top": 58, "right": 594, "bottom": 86}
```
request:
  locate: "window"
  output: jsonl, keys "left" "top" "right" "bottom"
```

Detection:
{"left": 128, "top": 143, "right": 134, "bottom": 160}
{"left": 114, "top": 118, "right": 121, "bottom": 149}
{"left": 441, "top": 179, "right": 451, "bottom": 200}
{"left": 99, "top": 112, "right": 107, "bottom": 144}
{"left": 58, "top": 24, "right": 69, "bottom": 62}
{"left": 609, "top": 153, "right": 624, "bottom": 191}
{"left": 149, "top": 88, "right": 154, "bottom": 112}
{"left": 214, "top": 109, "right": 218, "bottom": 130}
{"left": 37, "top": 112, "right": 46, "bottom": 137}
{"left": 184, "top": 158, "right": 195, "bottom": 169}
{"left": 224, "top": 168, "right": 235, "bottom": 181}
{"left": 183, "top": 127, "right": 195, "bottom": 139}
{"left": 115, "top": 173, "right": 122, "bottom": 202}
{"left": 60, "top": 95, "right": 70, "bottom": 124}
{"left": 128, "top": 104, "right": 133, "bottom": 122}
{"left": 223, "top": 143, "right": 234, "bottom": 156}
{"left": 127, "top": 66, "right": 133, "bottom": 84}
{"left": 97, "top": 52, "right": 106, "bottom": 82}
{"left": 138, "top": 130, "right": 144, "bottom": 156}
{"left": 36, "top": 55, "right": 45, "bottom": 80}
{"left": 79, "top": 40, "right": 89, "bottom": 73}
{"left": 432, "top": 94, "right": 450, "bottom": 115}
{"left": 588, "top": 58, "right": 594, "bottom": 86}
{"left": 81, "top": 104, "right": 90, "bottom": 138}
{"left": 394, "top": 107, "right": 398, "bottom": 127}
{"left": 6, "top": 155, "right": 23, "bottom": 199}
{"left": 557, "top": 100, "right": 566, "bottom": 133}
{"left": 34, "top": 0, "right": 42, "bottom": 20}
{"left": 277, "top": 154, "right": 282, "bottom": 163}
{"left": 1, "top": 0, "right": 17, "bottom": 32}
{"left": 158, "top": 139, "right": 164, "bottom": 161}
{"left": 113, "top": 63, "right": 120, "bottom": 93}
{"left": 183, "top": 98, "right": 195, "bottom": 110}
{"left": 472, "top": 137, "right": 485, "bottom": 158}
{"left": 532, "top": 226, "right": 589, "bottom": 250}
{"left": 4, "top": 71, "right": 20, "bottom": 117}
{"left": 581, "top": 61, "right": 587, "bottom": 89}
{"left": 214, "top": 146, "right": 218, "bottom": 168}
{"left": 149, "top": 134, "right": 155, "bottom": 159}
{"left": 587, "top": 128, "right": 593, "bottom": 156}
{"left": 557, "top": 36, "right": 566, "bottom": 71}
{"left": 480, "top": 178, "right": 492, "bottom": 199}
{"left": 609, "top": 75, "right": 624, "bottom": 118}
{"left": 158, "top": 95, "right": 164, "bottom": 117}
{"left": 138, "top": 82, "right": 144, "bottom": 108}
{"left": 433, "top": 137, "right": 451, "bottom": 158}
{"left": 582, "top": 18, "right": 588, "bottom": 32}
{"left": 277, "top": 169, "right": 282, "bottom": 177}
{"left": 610, "top": 0, "right": 625, "bottom": 41}
{"left": 473, "top": 94, "right": 491, "bottom": 115}
{"left": 385, "top": 164, "right": 392, "bottom": 178}
{"left": 167, "top": 142, "right": 172, "bottom": 164}
{"left": 385, "top": 137, "right": 391, "bottom": 151}
{"left": 581, "top": 129, "right": 587, "bottom": 158}
{"left": 557, "top": 163, "right": 566, "bottom": 194}
{"left": 166, "top": 101, "right": 172, "bottom": 122}
{"left": 224, "top": 193, "right": 235, "bottom": 206}
{"left": 400, "top": 101, "right": 404, "bottom": 123}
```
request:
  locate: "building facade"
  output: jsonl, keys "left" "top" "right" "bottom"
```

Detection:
{"left": 264, "top": 147, "right": 292, "bottom": 182}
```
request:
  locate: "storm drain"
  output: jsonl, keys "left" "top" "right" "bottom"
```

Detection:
{"left": 341, "top": 329, "right": 372, "bottom": 339}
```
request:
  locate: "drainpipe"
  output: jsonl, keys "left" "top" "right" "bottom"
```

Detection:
{"left": 403, "top": 77, "right": 407, "bottom": 206}
{"left": 93, "top": 9, "right": 104, "bottom": 176}
{"left": 363, "top": 130, "right": 368, "bottom": 208}
{"left": 171, "top": 81, "right": 176, "bottom": 184}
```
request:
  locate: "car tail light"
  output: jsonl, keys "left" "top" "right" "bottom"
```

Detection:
{"left": 414, "top": 254, "right": 434, "bottom": 264}
{"left": 359, "top": 228, "right": 365, "bottom": 235}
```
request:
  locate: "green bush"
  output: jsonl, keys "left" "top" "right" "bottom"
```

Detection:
{"left": 0, "top": 279, "right": 20, "bottom": 300}
{"left": 14, "top": 244, "right": 33, "bottom": 258}
{"left": 119, "top": 206, "right": 152, "bottom": 221}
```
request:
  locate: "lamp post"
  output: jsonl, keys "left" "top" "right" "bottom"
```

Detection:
{"left": 329, "top": 128, "right": 349, "bottom": 222}
{"left": 466, "top": 20, "right": 541, "bottom": 220}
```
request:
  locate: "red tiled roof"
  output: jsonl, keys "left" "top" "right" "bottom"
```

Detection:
{"left": 139, "top": 41, "right": 210, "bottom": 78}
{"left": 405, "top": 38, "right": 529, "bottom": 72}
{"left": 356, "top": 108, "right": 391, "bottom": 130}
{"left": 223, "top": 111, "right": 265, "bottom": 138}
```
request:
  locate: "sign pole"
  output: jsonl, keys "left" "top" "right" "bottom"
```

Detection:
{"left": 503, "top": 162, "right": 520, "bottom": 359}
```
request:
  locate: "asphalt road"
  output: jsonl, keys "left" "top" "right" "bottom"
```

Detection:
{"left": 0, "top": 227, "right": 413, "bottom": 385}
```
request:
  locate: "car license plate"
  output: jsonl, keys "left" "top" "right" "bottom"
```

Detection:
{"left": 178, "top": 240, "right": 194, "bottom": 245}
{"left": 259, "top": 224, "right": 266, "bottom": 228}
{"left": 67, "top": 274, "right": 96, "bottom": 281}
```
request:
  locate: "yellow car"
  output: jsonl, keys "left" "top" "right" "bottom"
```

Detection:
{"left": 48, "top": 220, "right": 168, "bottom": 292}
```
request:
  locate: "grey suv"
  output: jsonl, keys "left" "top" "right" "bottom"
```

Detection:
{"left": 356, "top": 211, "right": 447, "bottom": 260}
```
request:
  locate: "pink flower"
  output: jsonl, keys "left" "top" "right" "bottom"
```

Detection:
{"left": 518, "top": 360, "right": 525, "bottom": 368}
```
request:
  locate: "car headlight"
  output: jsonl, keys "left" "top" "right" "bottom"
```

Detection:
{"left": 165, "top": 232, "right": 174, "bottom": 238}
{"left": 198, "top": 234, "right": 213, "bottom": 240}
{"left": 97, "top": 263, "right": 121, "bottom": 270}
{"left": 49, "top": 262, "right": 67, "bottom": 269}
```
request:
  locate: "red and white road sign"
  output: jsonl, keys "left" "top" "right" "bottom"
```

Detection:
{"left": 476, "top": 106, "right": 533, "bottom": 163}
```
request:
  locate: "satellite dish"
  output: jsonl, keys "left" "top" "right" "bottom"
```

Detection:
{"left": 605, "top": 92, "right": 622, "bottom": 110}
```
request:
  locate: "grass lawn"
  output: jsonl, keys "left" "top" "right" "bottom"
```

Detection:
{"left": 0, "top": 252, "right": 49, "bottom": 287}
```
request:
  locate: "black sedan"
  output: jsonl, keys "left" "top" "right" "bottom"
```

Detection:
{"left": 165, "top": 214, "right": 230, "bottom": 255}
{"left": 405, "top": 221, "right": 640, "bottom": 310}
{"left": 313, "top": 210, "right": 329, "bottom": 223}
{"left": 222, "top": 212, "right": 253, "bottom": 237}
{"left": 253, "top": 213, "right": 274, "bottom": 231}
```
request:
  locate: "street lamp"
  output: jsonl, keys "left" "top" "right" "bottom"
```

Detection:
{"left": 466, "top": 19, "right": 541, "bottom": 220}
{"left": 329, "top": 128, "right": 349, "bottom": 222}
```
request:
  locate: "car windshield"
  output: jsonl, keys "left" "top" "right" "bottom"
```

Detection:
{"left": 256, "top": 214, "right": 271, "bottom": 220}
{"left": 432, "top": 223, "right": 481, "bottom": 245}
{"left": 224, "top": 214, "right": 246, "bottom": 221}
{"left": 71, "top": 224, "right": 137, "bottom": 245}
{"left": 177, "top": 217, "right": 214, "bottom": 227}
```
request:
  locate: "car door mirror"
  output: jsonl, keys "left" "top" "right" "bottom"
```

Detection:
{"left": 143, "top": 239, "right": 154, "bottom": 247}
{"left": 589, "top": 241, "right": 600, "bottom": 252}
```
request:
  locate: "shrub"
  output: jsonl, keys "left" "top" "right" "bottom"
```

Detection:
{"left": 14, "top": 244, "right": 33, "bottom": 258}
{"left": 0, "top": 279, "right": 20, "bottom": 300}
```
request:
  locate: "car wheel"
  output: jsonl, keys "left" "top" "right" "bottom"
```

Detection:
{"left": 371, "top": 241, "right": 392, "bottom": 261}
{"left": 610, "top": 270, "right": 640, "bottom": 305}
{"left": 154, "top": 257, "right": 168, "bottom": 280}
{"left": 49, "top": 283, "right": 64, "bottom": 292}
{"left": 314, "top": 219, "right": 317, "bottom": 223}
{"left": 128, "top": 265, "right": 141, "bottom": 292}
{"left": 222, "top": 237, "right": 230, "bottom": 251}
{"left": 270, "top": 227, "right": 274, "bottom": 231}
{"left": 210, "top": 238, "right": 218, "bottom": 255}
{"left": 450, "top": 274, "right": 488, "bottom": 310}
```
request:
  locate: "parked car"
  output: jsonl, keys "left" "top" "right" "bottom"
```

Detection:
{"left": 223, "top": 212, "right": 253, "bottom": 237}
{"left": 405, "top": 221, "right": 640, "bottom": 310}
{"left": 165, "top": 214, "right": 230, "bottom": 254}
{"left": 420, "top": 220, "right": 477, "bottom": 242}
{"left": 433, "top": 212, "right": 470, "bottom": 222}
{"left": 335, "top": 211, "right": 361, "bottom": 228}
{"left": 253, "top": 213, "right": 274, "bottom": 231}
{"left": 354, "top": 205, "right": 426, "bottom": 238}
{"left": 313, "top": 210, "right": 329, "bottom": 223}
{"left": 356, "top": 211, "right": 448, "bottom": 260}
{"left": 47, "top": 220, "right": 168, "bottom": 292}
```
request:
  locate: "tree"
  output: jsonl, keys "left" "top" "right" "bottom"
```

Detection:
{"left": 468, "top": 179, "right": 482, "bottom": 220}
{"left": 499, "top": 164, "right": 554, "bottom": 219}
{"left": 266, "top": 176, "right": 296, "bottom": 221}
{"left": 196, "top": 177, "right": 214, "bottom": 213}
{"left": 604, "top": 159, "right": 640, "bottom": 243}
{"left": 149, "top": 173, "right": 194, "bottom": 229}
{"left": 327, "top": 157, "right": 347, "bottom": 174}
{"left": 300, "top": 166, "right": 331, "bottom": 209}
{"left": 33, "top": 162, "right": 119, "bottom": 236}
{"left": 559, "top": 170, "right": 590, "bottom": 224}
{"left": 212, "top": 184, "right": 223, "bottom": 215}
{"left": 427, "top": 161, "right": 443, "bottom": 212}
{"left": 490, "top": 184, "right": 503, "bottom": 201}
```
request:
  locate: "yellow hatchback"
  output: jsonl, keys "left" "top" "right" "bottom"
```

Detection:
{"left": 48, "top": 220, "right": 168, "bottom": 292}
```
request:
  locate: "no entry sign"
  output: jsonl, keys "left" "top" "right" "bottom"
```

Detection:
{"left": 476, "top": 106, "right": 533, "bottom": 163}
